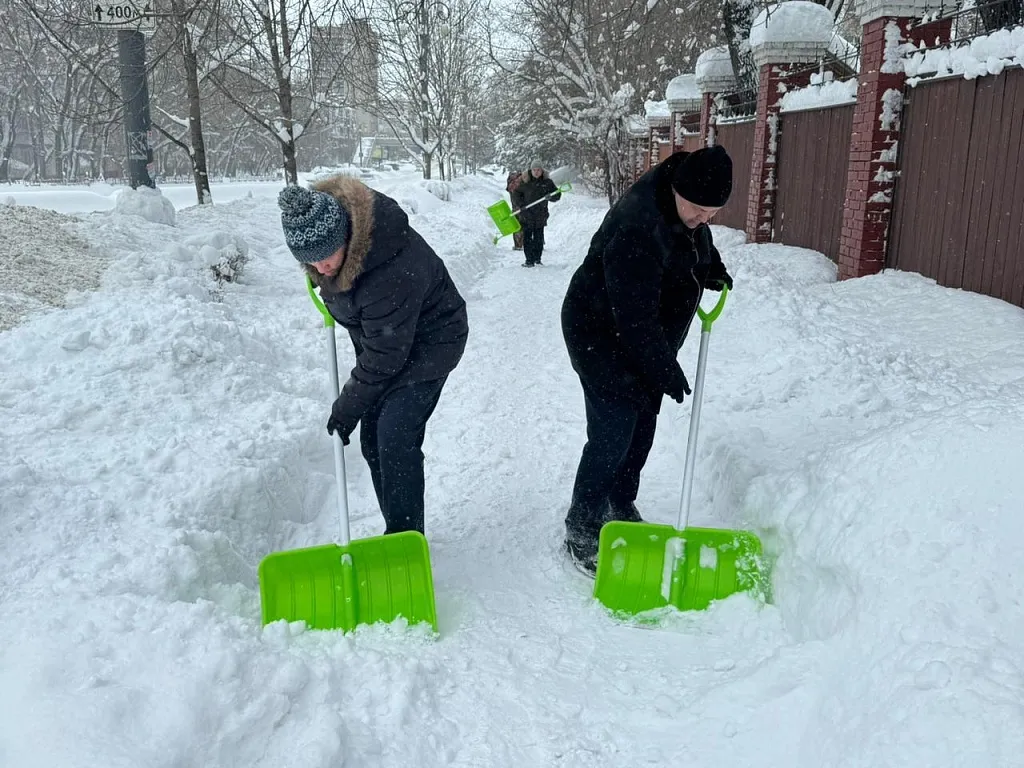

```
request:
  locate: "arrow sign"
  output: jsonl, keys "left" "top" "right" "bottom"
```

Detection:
{"left": 89, "top": 1, "right": 157, "bottom": 31}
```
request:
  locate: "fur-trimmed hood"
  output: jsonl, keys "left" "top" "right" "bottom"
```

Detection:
{"left": 302, "top": 174, "right": 408, "bottom": 293}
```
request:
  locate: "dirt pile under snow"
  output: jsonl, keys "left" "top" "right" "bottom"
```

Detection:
{"left": 0, "top": 204, "right": 108, "bottom": 332}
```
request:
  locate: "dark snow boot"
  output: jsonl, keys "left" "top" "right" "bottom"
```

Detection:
{"left": 607, "top": 498, "right": 644, "bottom": 524}
{"left": 564, "top": 526, "right": 600, "bottom": 577}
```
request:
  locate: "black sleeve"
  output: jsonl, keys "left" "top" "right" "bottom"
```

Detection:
{"left": 602, "top": 228, "right": 689, "bottom": 397}
{"left": 545, "top": 178, "right": 561, "bottom": 203}
{"left": 334, "top": 257, "right": 429, "bottom": 425}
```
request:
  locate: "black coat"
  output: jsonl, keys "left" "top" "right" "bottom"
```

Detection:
{"left": 510, "top": 171, "right": 560, "bottom": 228}
{"left": 304, "top": 175, "right": 468, "bottom": 429}
{"left": 561, "top": 151, "right": 727, "bottom": 413}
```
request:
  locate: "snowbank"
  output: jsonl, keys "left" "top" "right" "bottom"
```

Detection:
{"left": 0, "top": 206, "right": 106, "bottom": 331}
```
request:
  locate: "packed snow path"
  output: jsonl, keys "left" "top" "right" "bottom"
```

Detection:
{"left": 1, "top": 172, "right": 1023, "bottom": 766}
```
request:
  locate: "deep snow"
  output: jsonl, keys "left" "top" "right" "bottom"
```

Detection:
{"left": 2, "top": 169, "right": 1023, "bottom": 767}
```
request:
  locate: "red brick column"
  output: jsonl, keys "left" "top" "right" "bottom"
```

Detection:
{"left": 838, "top": 16, "right": 951, "bottom": 279}
{"left": 746, "top": 63, "right": 814, "bottom": 243}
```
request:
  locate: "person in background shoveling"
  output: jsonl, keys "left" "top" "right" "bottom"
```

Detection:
{"left": 559, "top": 145, "right": 735, "bottom": 575}
{"left": 278, "top": 175, "right": 468, "bottom": 536}
{"left": 510, "top": 158, "right": 561, "bottom": 267}
{"left": 505, "top": 168, "right": 525, "bottom": 252}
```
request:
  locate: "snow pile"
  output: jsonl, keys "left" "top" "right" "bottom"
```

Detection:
{"left": 750, "top": 1, "right": 834, "bottom": 47}
{"left": 904, "top": 24, "right": 1024, "bottom": 82}
{"left": 115, "top": 185, "right": 177, "bottom": 226}
{"left": 0, "top": 205, "right": 107, "bottom": 331}
{"left": 781, "top": 72, "right": 858, "bottom": 112}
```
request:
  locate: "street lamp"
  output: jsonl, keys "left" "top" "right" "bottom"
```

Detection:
{"left": 396, "top": 0, "right": 450, "bottom": 179}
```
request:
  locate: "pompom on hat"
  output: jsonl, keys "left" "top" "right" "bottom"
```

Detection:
{"left": 278, "top": 185, "right": 351, "bottom": 264}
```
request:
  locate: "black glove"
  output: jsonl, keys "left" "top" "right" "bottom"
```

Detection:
{"left": 705, "top": 263, "right": 733, "bottom": 292}
{"left": 666, "top": 371, "right": 692, "bottom": 404}
{"left": 326, "top": 397, "right": 359, "bottom": 446}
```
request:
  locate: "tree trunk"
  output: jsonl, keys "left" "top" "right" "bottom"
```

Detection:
{"left": 180, "top": 21, "right": 212, "bottom": 204}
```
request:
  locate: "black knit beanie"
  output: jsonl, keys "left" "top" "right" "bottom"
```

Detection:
{"left": 671, "top": 145, "right": 733, "bottom": 208}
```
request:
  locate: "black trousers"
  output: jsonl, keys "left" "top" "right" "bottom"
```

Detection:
{"left": 566, "top": 379, "right": 658, "bottom": 533}
{"left": 522, "top": 225, "right": 545, "bottom": 265}
{"left": 359, "top": 378, "right": 447, "bottom": 535}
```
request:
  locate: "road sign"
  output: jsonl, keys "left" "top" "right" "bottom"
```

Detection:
{"left": 91, "top": 2, "right": 156, "bottom": 31}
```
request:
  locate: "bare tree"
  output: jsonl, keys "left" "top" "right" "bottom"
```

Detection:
{"left": 202, "top": 0, "right": 354, "bottom": 185}
{"left": 492, "top": 0, "right": 719, "bottom": 202}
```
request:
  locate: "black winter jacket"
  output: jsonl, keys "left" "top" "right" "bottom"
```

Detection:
{"left": 510, "top": 171, "right": 560, "bottom": 228}
{"left": 304, "top": 175, "right": 468, "bottom": 429}
{"left": 561, "top": 151, "right": 727, "bottom": 413}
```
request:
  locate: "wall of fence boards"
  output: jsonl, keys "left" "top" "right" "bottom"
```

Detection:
{"left": 890, "top": 66, "right": 1024, "bottom": 308}
{"left": 714, "top": 120, "right": 755, "bottom": 232}
{"left": 775, "top": 103, "right": 856, "bottom": 263}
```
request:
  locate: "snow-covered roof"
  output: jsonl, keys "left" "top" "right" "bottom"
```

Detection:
{"left": 749, "top": 1, "right": 834, "bottom": 48}
{"left": 695, "top": 46, "right": 736, "bottom": 92}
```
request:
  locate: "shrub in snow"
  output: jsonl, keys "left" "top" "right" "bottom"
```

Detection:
{"left": 180, "top": 231, "right": 250, "bottom": 286}
{"left": 115, "top": 186, "right": 176, "bottom": 226}
{"left": 424, "top": 180, "right": 451, "bottom": 202}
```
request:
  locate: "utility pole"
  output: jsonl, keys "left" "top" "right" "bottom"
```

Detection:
{"left": 117, "top": 29, "right": 155, "bottom": 188}
{"left": 91, "top": 2, "right": 156, "bottom": 187}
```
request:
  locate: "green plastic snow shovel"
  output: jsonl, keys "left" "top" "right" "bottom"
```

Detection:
{"left": 488, "top": 182, "right": 572, "bottom": 244}
{"left": 593, "top": 287, "right": 767, "bottom": 617}
{"left": 258, "top": 277, "right": 438, "bottom": 633}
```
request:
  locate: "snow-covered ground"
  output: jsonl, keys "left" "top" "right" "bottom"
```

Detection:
{"left": 2, "top": 169, "right": 1023, "bottom": 767}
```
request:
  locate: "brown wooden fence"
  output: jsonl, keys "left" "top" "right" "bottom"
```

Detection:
{"left": 775, "top": 103, "right": 856, "bottom": 263}
{"left": 890, "top": 67, "right": 1024, "bottom": 308}
{"left": 714, "top": 120, "right": 755, "bottom": 232}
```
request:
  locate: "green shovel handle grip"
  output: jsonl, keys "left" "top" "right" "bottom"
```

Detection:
{"left": 306, "top": 275, "right": 335, "bottom": 328}
{"left": 696, "top": 286, "right": 728, "bottom": 331}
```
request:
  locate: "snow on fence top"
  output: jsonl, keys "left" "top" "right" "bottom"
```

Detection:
{"left": 750, "top": 1, "right": 834, "bottom": 47}
{"left": 780, "top": 72, "right": 859, "bottom": 112}
{"left": 904, "top": 25, "right": 1024, "bottom": 83}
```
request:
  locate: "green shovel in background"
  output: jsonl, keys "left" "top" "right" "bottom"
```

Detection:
{"left": 258, "top": 277, "right": 438, "bottom": 633}
{"left": 593, "top": 287, "right": 767, "bottom": 617}
{"left": 487, "top": 182, "right": 572, "bottom": 244}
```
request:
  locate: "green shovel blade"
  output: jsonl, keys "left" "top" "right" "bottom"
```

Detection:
{"left": 259, "top": 530, "right": 438, "bottom": 632}
{"left": 594, "top": 521, "right": 766, "bottom": 616}
{"left": 487, "top": 199, "right": 521, "bottom": 237}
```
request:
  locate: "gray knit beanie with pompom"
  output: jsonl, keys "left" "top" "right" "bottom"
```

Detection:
{"left": 277, "top": 185, "right": 351, "bottom": 264}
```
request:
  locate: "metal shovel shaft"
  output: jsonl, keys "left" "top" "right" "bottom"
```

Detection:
{"left": 675, "top": 287, "right": 729, "bottom": 531}
{"left": 325, "top": 324, "right": 351, "bottom": 547}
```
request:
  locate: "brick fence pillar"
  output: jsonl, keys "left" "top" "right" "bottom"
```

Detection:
{"left": 838, "top": 0, "right": 951, "bottom": 279}
{"left": 695, "top": 46, "right": 736, "bottom": 148}
{"left": 747, "top": 15, "right": 830, "bottom": 243}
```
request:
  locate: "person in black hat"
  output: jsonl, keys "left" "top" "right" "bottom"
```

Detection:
{"left": 278, "top": 175, "right": 468, "bottom": 536}
{"left": 559, "top": 145, "right": 735, "bottom": 575}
